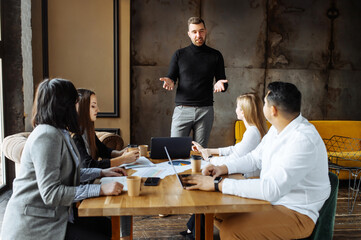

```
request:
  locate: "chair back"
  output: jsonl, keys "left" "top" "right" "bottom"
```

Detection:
{"left": 302, "top": 172, "right": 339, "bottom": 240}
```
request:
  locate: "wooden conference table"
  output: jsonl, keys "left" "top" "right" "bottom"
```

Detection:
{"left": 78, "top": 158, "right": 271, "bottom": 240}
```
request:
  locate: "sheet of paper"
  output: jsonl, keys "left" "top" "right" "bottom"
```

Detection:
{"left": 119, "top": 156, "right": 155, "bottom": 169}
{"left": 131, "top": 167, "right": 170, "bottom": 179}
{"left": 100, "top": 176, "right": 128, "bottom": 191}
{"left": 130, "top": 160, "right": 209, "bottom": 178}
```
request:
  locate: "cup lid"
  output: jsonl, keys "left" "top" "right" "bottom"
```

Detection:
{"left": 191, "top": 155, "right": 202, "bottom": 160}
{"left": 128, "top": 144, "right": 138, "bottom": 148}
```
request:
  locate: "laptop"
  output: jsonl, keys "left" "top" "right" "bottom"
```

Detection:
{"left": 150, "top": 137, "right": 192, "bottom": 159}
{"left": 164, "top": 146, "right": 194, "bottom": 189}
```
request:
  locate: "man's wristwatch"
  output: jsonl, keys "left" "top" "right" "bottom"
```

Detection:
{"left": 214, "top": 177, "right": 223, "bottom": 192}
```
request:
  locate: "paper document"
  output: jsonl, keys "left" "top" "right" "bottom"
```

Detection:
{"left": 120, "top": 156, "right": 155, "bottom": 169}
{"left": 131, "top": 167, "right": 169, "bottom": 178}
{"left": 100, "top": 176, "right": 128, "bottom": 191}
{"left": 131, "top": 159, "right": 207, "bottom": 179}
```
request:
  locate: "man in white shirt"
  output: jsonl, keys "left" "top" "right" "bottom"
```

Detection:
{"left": 184, "top": 81, "right": 331, "bottom": 239}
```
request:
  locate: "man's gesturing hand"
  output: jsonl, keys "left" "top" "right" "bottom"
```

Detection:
{"left": 160, "top": 77, "right": 175, "bottom": 91}
{"left": 214, "top": 79, "right": 228, "bottom": 92}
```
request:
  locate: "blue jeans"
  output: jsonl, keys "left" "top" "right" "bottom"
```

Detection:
{"left": 171, "top": 106, "right": 214, "bottom": 147}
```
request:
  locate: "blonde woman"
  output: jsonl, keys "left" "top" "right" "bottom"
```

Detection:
{"left": 193, "top": 92, "right": 267, "bottom": 173}
{"left": 181, "top": 93, "right": 268, "bottom": 238}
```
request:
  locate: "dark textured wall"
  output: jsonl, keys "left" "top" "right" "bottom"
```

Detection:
{"left": 131, "top": 0, "right": 361, "bottom": 147}
{"left": 2, "top": 0, "right": 24, "bottom": 189}
{"left": 2, "top": 0, "right": 24, "bottom": 136}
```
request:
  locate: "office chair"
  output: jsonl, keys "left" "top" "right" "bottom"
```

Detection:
{"left": 300, "top": 172, "right": 339, "bottom": 240}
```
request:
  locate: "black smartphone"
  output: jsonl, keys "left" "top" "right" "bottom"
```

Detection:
{"left": 144, "top": 177, "right": 160, "bottom": 186}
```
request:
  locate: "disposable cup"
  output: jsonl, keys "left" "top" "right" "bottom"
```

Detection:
{"left": 126, "top": 176, "right": 141, "bottom": 197}
{"left": 139, "top": 145, "right": 148, "bottom": 157}
{"left": 127, "top": 144, "right": 139, "bottom": 153}
{"left": 191, "top": 155, "right": 202, "bottom": 173}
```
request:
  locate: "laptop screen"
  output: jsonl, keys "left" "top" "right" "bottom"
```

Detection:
{"left": 150, "top": 137, "right": 192, "bottom": 159}
{"left": 164, "top": 146, "right": 188, "bottom": 188}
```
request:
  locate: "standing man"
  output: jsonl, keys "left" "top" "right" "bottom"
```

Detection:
{"left": 160, "top": 17, "right": 228, "bottom": 147}
{"left": 184, "top": 82, "right": 331, "bottom": 239}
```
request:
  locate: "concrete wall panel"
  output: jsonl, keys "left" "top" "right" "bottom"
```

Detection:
{"left": 131, "top": 66, "right": 175, "bottom": 145}
{"left": 268, "top": 0, "right": 329, "bottom": 69}
{"left": 326, "top": 70, "right": 361, "bottom": 120}
{"left": 202, "top": 0, "right": 266, "bottom": 68}
{"left": 265, "top": 69, "right": 326, "bottom": 120}
{"left": 131, "top": 0, "right": 200, "bottom": 67}
{"left": 333, "top": 1, "right": 361, "bottom": 70}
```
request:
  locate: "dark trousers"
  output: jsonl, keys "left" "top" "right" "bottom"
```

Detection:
{"left": 187, "top": 214, "right": 205, "bottom": 239}
{"left": 65, "top": 216, "right": 112, "bottom": 240}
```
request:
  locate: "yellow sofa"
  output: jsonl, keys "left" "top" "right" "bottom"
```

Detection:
{"left": 235, "top": 120, "right": 361, "bottom": 180}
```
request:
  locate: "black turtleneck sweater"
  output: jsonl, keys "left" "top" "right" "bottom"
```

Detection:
{"left": 167, "top": 44, "right": 227, "bottom": 106}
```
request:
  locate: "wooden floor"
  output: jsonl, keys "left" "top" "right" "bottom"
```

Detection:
{"left": 332, "top": 181, "right": 361, "bottom": 240}
{"left": 1, "top": 182, "right": 361, "bottom": 239}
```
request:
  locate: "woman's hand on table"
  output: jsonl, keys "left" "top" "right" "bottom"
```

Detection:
{"left": 100, "top": 182, "right": 124, "bottom": 196}
{"left": 121, "top": 150, "right": 139, "bottom": 163}
{"left": 101, "top": 167, "right": 127, "bottom": 177}
{"left": 111, "top": 148, "right": 127, "bottom": 158}
{"left": 111, "top": 150, "right": 139, "bottom": 166}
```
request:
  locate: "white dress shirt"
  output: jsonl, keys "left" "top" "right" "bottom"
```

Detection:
{"left": 211, "top": 126, "right": 261, "bottom": 178}
{"left": 222, "top": 114, "right": 331, "bottom": 223}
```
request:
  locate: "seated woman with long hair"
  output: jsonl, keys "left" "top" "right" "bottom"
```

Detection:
{"left": 193, "top": 92, "right": 268, "bottom": 177}
{"left": 73, "top": 88, "right": 139, "bottom": 169}
{"left": 181, "top": 92, "right": 268, "bottom": 238}
{"left": 1, "top": 79, "right": 126, "bottom": 240}
{"left": 72, "top": 88, "right": 135, "bottom": 239}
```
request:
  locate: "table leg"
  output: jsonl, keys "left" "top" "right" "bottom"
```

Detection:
{"left": 111, "top": 216, "right": 133, "bottom": 240}
{"left": 205, "top": 213, "right": 214, "bottom": 240}
{"left": 111, "top": 216, "right": 120, "bottom": 240}
{"left": 195, "top": 214, "right": 201, "bottom": 240}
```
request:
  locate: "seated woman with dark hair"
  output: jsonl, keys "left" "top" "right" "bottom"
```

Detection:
{"left": 73, "top": 88, "right": 136, "bottom": 239}
{"left": 1, "top": 78, "right": 126, "bottom": 240}
{"left": 73, "top": 88, "right": 139, "bottom": 169}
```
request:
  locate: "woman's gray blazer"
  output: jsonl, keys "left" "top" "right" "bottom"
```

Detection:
{"left": 1, "top": 124, "right": 80, "bottom": 240}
